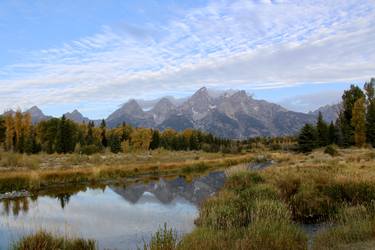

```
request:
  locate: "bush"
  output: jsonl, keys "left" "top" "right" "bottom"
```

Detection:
{"left": 178, "top": 228, "right": 242, "bottom": 250}
{"left": 324, "top": 145, "right": 339, "bottom": 157}
{"left": 196, "top": 191, "right": 252, "bottom": 230}
{"left": 142, "top": 224, "right": 178, "bottom": 250}
{"left": 237, "top": 220, "right": 307, "bottom": 250}
{"left": 290, "top": 184, "right": 336, "bottom": 223}
{"left": 80, "top": 145, "right": 101, "bottom": 155}
{"left": 224, "top": 172, "right": 264, "bottom": 192}
{"left": 11, "top": 231, "right": 96, "bottom": 250}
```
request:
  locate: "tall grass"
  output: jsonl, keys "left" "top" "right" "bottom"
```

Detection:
{"left": 11, "top": 231, "right": 96, "bottom": 250}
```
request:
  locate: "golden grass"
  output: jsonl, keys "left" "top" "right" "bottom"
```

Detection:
{"left": 0, "top": 150, "right": 256, "bottom": 192}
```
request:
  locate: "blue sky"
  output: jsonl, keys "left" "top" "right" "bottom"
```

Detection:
{"left": 0, "top": 0, "right": 374, "bottom": 118}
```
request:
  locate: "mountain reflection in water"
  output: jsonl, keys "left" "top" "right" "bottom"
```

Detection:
{"left": 0, "top": 171, "right": 226, "bottom": 250}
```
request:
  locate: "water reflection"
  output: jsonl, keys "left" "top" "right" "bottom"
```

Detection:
{"left": 0, "top": 171, "right": 226, "bottom": 250}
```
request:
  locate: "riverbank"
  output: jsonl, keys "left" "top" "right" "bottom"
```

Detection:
{"left": 7, "top": 147, "right": 375, "bottom": 249}
{"left": 148, "top": 147, "right": 375, "bottom": 249}
{"left": 0, "top": 150, "right": 258, "bottom": 193}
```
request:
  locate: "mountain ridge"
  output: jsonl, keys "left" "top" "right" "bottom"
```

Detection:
{"left": 1, "top": 88, "right": 340, "bottom": 138}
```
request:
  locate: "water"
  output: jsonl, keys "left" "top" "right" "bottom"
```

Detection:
{"left": 0, "top": 172, "right": 226, "bottom": 250}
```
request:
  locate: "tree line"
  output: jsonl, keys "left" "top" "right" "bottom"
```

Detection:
{"left": 0, "top": 114, "right": 239, "bottom": 154}
{"left": 298, "top": 78, "right": 375, "bottom": 152}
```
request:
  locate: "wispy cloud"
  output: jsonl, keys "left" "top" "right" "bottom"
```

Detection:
{"left": 0, "top": 0, "right": 374, "bottom": 117}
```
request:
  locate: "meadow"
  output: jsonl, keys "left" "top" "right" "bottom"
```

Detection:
{"left": 144, "top": 147, "right": 375, "bottom": 250}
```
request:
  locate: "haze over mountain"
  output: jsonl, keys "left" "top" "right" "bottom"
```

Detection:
{"left": 2, "top": 87, "right": 341, "bottom": 139}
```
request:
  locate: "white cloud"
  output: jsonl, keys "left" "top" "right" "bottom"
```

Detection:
{"left": 0, "top": 0, "right": 374, "bottom": 117}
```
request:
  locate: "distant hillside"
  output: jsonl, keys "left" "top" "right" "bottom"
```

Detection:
{"left": 309, "top": 103, "right": 341, "bottom": 123}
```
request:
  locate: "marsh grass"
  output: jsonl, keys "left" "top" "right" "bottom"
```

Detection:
{"left": 141, "top": 224, "right": 178, "bottom": 250}
{"left": 0, "top": 151, "right": 255, "bottom": 193}
{"left": 158, "top": 148, "right": 375, "bottom": 250}
{"left": 11, "top": 231, "right": 96, "bottom": 250}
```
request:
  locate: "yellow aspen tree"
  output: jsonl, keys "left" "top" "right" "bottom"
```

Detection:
{"left": 14, "top": 110, "right": 23, "bottom": 150}
{"left": 4, "top": 114, "right": 14, "bottom": 151}
{"left": 351, "top": 97, "right": 366, "bottom": 147}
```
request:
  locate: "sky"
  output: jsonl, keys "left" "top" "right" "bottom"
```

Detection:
{"left": 0, "top": 0, "right": 374, "bottom": 118}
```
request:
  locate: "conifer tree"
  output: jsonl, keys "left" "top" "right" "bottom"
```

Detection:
{"left": 100, "top": 119, "right": 108, "bottom": 148}
{"left": 328, "top": 121, "right": 336, "bottom": 144}
{"left": 351, "top": 97, "right": 366, "bottom": 147}
{"left": 150, "top": 130, "right": 161, "bottom": 150}
{"left": 364, "top": 78, "right": 375, "bottom": 146}
{"left": 298, "top": 124, "right": 317, "bottom": 153}
{"left": 316, "top": 112, "right": 328, "bottom": 147}
{"left": 109, "top": 133, "right": 121, "bottom": 153}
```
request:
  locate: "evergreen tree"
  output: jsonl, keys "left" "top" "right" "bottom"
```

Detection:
{"left": 298, "top": 124, "right": 317, "bottom": 153}
{"left": 316, "top": 112, "right": 328, "bottom": 147}
{"left": 150, "top": 130, "right": 161, "bottom": 150}
{"left": 100, "top": 119, "right": 108, "bottom": 148}
{"left": 109, "top": 133, "right": 121, "bottom": 153}
{"left": 327, "top": 121, "right": 336, "bottom": 144}
{"left": 85, "top": 121, "right": 94, "bottom": 145}
{"left": 351, "top": 97, "right": 366, "bottom": 147}
{"left": 364, "top": 78, "right": 375, "bottom": 146}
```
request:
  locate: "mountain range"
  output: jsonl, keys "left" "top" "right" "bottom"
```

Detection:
{"left": 1, "top": 87, "right": 340, "bottom": 138}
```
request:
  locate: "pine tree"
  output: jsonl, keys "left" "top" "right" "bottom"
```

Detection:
{"left": 364, "top": 78, "right": 375, "bottom": 146}
{"left": 298, "top": 124, "right": 317, "bottom": 153}
{"left": 150, "top": 130, "right": 161, "bottom": 150}
{"left": 85, "top": 121, "right": 94, "bottom": 145}
{"left": 100, "top": 119, "right": 108, "bottom": 148}
{"left": 328, "top": 121, "right": 336, "bottom": 144}
{"left": 109, "top": 133, "right": 121, "bottom": 153}
{"left": 316, "top": 112, "right": 328, "bottom": 147}
{"left": 351, "top": 97, "right": 366, "bottom": 147}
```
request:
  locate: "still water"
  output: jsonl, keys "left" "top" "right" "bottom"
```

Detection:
{"left": 0, "top": 172, "right": 226, "bottom": 250}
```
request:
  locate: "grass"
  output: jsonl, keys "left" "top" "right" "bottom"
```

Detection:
{"left": 0, "top": 150, "right": 256, "bottom": 193}
{"left": 144, "top": 147, "right": 375, "bottom": 250}
{"left": 11, "top": 231, "right": 96, "bottom": 250}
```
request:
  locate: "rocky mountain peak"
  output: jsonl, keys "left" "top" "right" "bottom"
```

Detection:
{"left": 121, "top": 99, "right": 144, "bottom": 116}
{"left": 26, "top": 106, "right": 44, "bottom": 116}
{"left": 64, "top": 109, "right": 90, "bottom": 123}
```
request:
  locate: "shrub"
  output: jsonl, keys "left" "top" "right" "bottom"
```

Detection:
{"left": 142, "top": 224, "right": 178, "bottom": 250}
{"left": 11, "top": 231, "right": 96, "bottom": 250}
{"left": 250, "top": 199, "right": 291, "bottom": 223}
{"left": 80, "top": 145, "right": 101, "bottom": 155}
{"left": 324, "top": 145, "right": 339, "bottom": 157}
{"left": 224, "top": 172, "right": 264, "bottom": 192}
{"left": 237, "top": 220, "right": 307, "bottom": 250}
{"left": 178, "top": 228, "right": 242, "bottom": 250}
{"left": 290, "top": 184, "right": 336, "bottom": 223}
{"left": 196, "top": 191, "right": 252, "bottom": 230}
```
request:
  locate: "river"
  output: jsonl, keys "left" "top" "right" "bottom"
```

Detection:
{"left": 0, "top": 171, "right": 226, "bottom": 250}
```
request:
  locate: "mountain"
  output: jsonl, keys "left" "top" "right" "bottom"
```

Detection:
{"left": 1, "top": 87, "right": 323, "bottom": 138}
{"left": 64, "top": 109, "right": 90, "bottom": 123}
{"left": 24, "top": 106, "right": 51, "bottom": 124}
{"left": 106, "top": 87, "right": 317, "bottom": 138}
{"left": 106, "top": 99, "right": 154, "bottom": 128}
{"left": 309, "top": 104, "right": 341, "bottom": 123}
{"left": 150, "top": 98, "right": 177, "bottom": 125}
